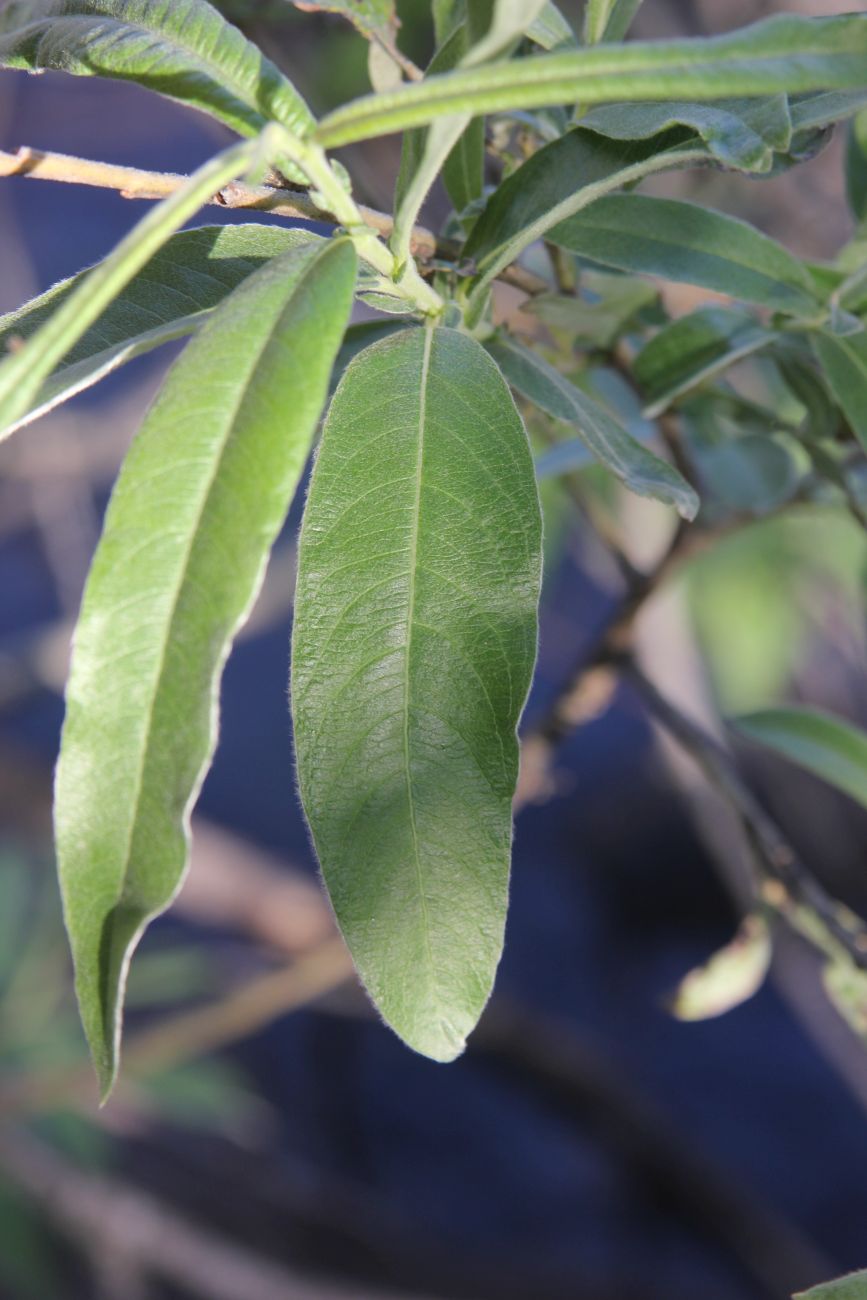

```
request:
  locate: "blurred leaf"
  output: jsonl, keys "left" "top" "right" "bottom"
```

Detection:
{"left": 636, "top": 307, "right": 776, "bottom": 418}
{"left": 0, "top": 0, "right": 313, "bottom": 145}
{"left": 579, "top": 95, "right": 792, "bottom": 173}
{"left": 551, "top": 195, "right": 820, "bottom": 316}
{"left": 0, "top": 225, "right": 319, "bottom": 435}
{"left": 584, "top": 0, "right": 643, "bottom": 44}
{"left": 846, "top": 109, "right": 867, "bottom": 225}
{"left": 734, "top": 706, "right": 867, "bottom": 812}
{"left": 316, "top": 15, "right": 867, "bottom": 147}
{"left": 812, "top": 329, "right": 867, "bottom": 452}
{"left": 487, "top": 335, "right": 698, "bottom": 517}
{"left": 0, "top": 1178, "right": 56, "bottom": 1299}
{"left": 528, "top": 3, "right": 575, "bottom": 50}
{"left": 696, "top": 433, "right": 804, "bottom": 513}
{"left": 670, "top": 914, "right": 771, "bottom": 1021}
{"left": 55, "top": 239, "right": 356, "bottom": 1099}
{"left": 526, "top": 276, "right": 656, "bottom": 348}
{"left": 292, "top": 326, "right": 542, "bottom": 1062}
{"left": 292, "top": 0, "right": 395, "bottom": 41}
{"left": 790, "top": 89, "right": 867, "bottom": 133}
{"left": 796, "top": 1269, "right": 867, "bottom": 1300}
{"left": 824, "top": 960, "right": 867, "bottom": 1039}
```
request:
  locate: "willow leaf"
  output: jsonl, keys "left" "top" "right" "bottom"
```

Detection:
{"left": 292, "top": 326, "right": 542, "bottom": 1062}
{"left": 0, "top": 0, "right": 313, "bottom": 141}
{"left": 487, "top": 335, "right": 697, "bottom": 518}
{"left": 0, "top": 225, "right": 318, "bottom": 434}
{"left": 812, "top": 329, "right": 867, "bottom": 452}
{"left": 316, "top": 15, "right": 867, "bottom": 147}
{"left": 55, "top": 237, "right": 356, "bottom": 1099}
{"left": 735, "top": 707, "right": 867, "bottom": 812}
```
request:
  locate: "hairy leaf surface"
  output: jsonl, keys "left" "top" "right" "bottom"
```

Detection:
{"left": 55, "top": 238, "right": 356, "bottom": 1098}
{"left": 0, "top": 225, "right": 318, "bottom": 433}
{"left": 0, "top": 0, "right": 313, "bottom": 141}
{"left": 735, "top": 707, "right": 867, "bottom": 812}
{"left": 550, "top": 195, "right": 819, "bottom": 315}
{"left": 292, "top": 326, "right": 542, "bottom": 1062}
{"left": 316, "top": 15, "right": 867, "bottom": 146}
{"left": 487, "top": 336, "right": 698, "bottom": 519}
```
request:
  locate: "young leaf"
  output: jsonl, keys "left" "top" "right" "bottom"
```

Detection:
{"left": 0, "top": 138, "right": 263, "bottom": 439}
{"left": 0, "top": 225, "right": 319, "bottom": 434}
{"left": 462, "top": 128, "right": 709, "bottom": 302}
{"left": 635, "top": 307, "right": 777, "bottom": 418}
{"left": 550, "top": 195, "right": 820, "bottom": 316}
{"left": 316, "top": 14, "right": 867, "bottom": 147}
{"left": 734, "top": 707, "right": 867, "bottom": 812}
{"left": 794, "top": 1270, "right": 867, "bottom": 1300}
{"left": 812, "top": 329, "right": 867, "bottom": 452}
{"left": 291, "top": 325, "right": 542, "bottom": 1062}
{"left": 578, "top": 96, "right": 792, "bottom": 174}
{"left": 584, "top": 0, "right": 643, "bottom": 45}
{"left": 54, "top": 237, "right": 357, "bottom": 1099}
{"left": 487, "top": 335, "right": 698, "bottom": 519}
{"left": 669, "top": 914, "right": 771, "bottom": 1021}
{"left": 0, "top": 0, "right": 313, "bottom": 142}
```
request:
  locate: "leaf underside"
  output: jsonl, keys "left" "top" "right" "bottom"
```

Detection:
{"left": 291, "top": 325, "right": 542, "bottom": 1062}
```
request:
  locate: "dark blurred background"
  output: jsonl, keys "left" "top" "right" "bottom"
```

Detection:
{"left": 1, "top": 2, "right": 867, "bottom": 1297}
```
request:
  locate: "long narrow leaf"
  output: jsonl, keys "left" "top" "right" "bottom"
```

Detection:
{"left": 0, "top": 225, "right": 318, "bottom": 434}
{"left": 292, "top": 325, "right": 542, "bottom": 1061}
{"left": 812, "top": 329, "right": 867, "bottom": 452}
{"left": 0, "top": 138, "right": 263, "bottom": 438}
{"left": 55, "top": 237, "right": 357, "bottom": 1099}
{"left": 316, "top": 14, "right": 867, "bottom": 147}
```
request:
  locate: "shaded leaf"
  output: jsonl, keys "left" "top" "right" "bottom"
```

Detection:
{"left": 847, "top": 108, "right": 867, "bottom": 225}
{"left": 635, "top": 307, "right": 777, "bottom": 417}
{"left": 0, "top": 224, "right": 318, "bottom": 434}
{"left": 670, "top": 914, "right": 771, "bottom": 1021}
{"left": 316, "top": 14, "right": 867, "bottom": 147}
{"left": 812, "top": 329, "right": 867, "bottom": 452}
{"left": 527, "top": 3, "right": 575, "bottom": 51}
{"left": 487, "top": 335, "right": 698, "bottom": 518}
{"left": 584, "top": 0, "right": 643, "bottom": 45}
{"left": 55, "top": 238, "right": 357, "bottom": 1098}
{"left": 734, "top": 706, "right": 867, "bottom": 812}
{"left": 526, "top": 273, "right": 657, "bottom": 348}
{"left": 795, "top": 1269, "right": 867, "bottom": 1300}
{"left": 292, "top": 326, "right": 542, "bottom": 1062}
{"left": 696, "top": 433, "right": 803, "bottom": 512}
{"left": 550, "top": 194, "right": 819, "bottom": 316}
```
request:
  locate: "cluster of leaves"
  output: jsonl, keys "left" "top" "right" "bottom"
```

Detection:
{"left": 1, "top": 1, "right": 867, "bottom": 1149}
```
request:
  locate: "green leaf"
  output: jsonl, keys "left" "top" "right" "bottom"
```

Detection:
{"left": 462, "top": 128, "right": 709, "bottom": 303}
{"left": 734, "top": 706, "right": 867, "bottom": 812}
{"left": 0, "top": 224, "right": 318, "bottom": 434}
{"left": 846, "top": 109, "right": 867, "bottom": 225}
{"left": 669, "top": 914, "right": 771, "bottom": 1021}
{"left": 695, "top": 433, "right": 803, "bottom": 513}
{"left": 794, "top": 1269, "right": 867, "bottom": 1300}
{"left": 584, "top": 0, "right": 643, "bottom": 45}
{"left": 550, "top": 194, "right": 820, "bottom": 316}
{"left": 579, "top": 95, "right": 792, "bottom": 174}
{"left": 635, "top": 307, "right": 777, "bottom": 417}
{"left": 790, "top": 89, "right": 867, "bottom": 134}
{"left": 525, "top": 273, "right": 657, "bottom": 349}
{"left": 0, "top": 0, "right": 313, "bottom": 142}
{"left": 812, "top": 329, "right": 867, "bottom": 452}
{"left": 487, "top": 335, "right": 698, "bottom": 518}
{"left": 54, "top": 237, "right": 357, "bottom": 1099}
{"left": 0, "top": 138, "right": 265, "bottom": 439}
{"left": 316, "top": 15, "right": 867, "bottom": 147}
{"left": 291, "top": 325, "right": 542, "bottom": 1062}
{"left": 527, "top": 3, "right": 575, "bottom": 51}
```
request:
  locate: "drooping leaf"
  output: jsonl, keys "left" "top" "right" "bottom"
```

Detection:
{"left": 487, "top": 335, "right": 698, "bottom": 518}
{"left": 812, "top": 329, "right": 867, "bottom": 453}
{"left": 846, "top": 109, "right": 867, "bottom": 225}
{"left": 584, "top": 0, "right": 643, "bottom": 45}
{"left": 291, "top": 325, "right": 542, "bottom": 1062}
{"left": 669, "top": 914, "right": 772, "bottom": 1021}
{"left": 0, "top": 224, "right": 318, "bottom": 434}
{"left": 578, "top": 96, "right": 792, "bottom": 174}
{"left": 550, "top": 194, "right": 820, "bottom": 316}
{"left": 0, "top": 0, "right": 313, "bottom": 143}
{"left": 795, "top": 1269, "right": 867, "bottom": 1300}
{"left": 54, "top": 237, "right": 357, "bottom": 1099}
{"left": 462, "top": 128, "right": 709, "bottom": 302}
{"left": 635, "top": 307, "right": 777, "bottom": 417}
{"left": 0, "top": 138, "right": 264, "bottom": 439}
{"left": 316, "top": 14, "right": 867, "bottom": 147}
{"left": 734, "top": 706, "right": 867, "bottom": 812}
